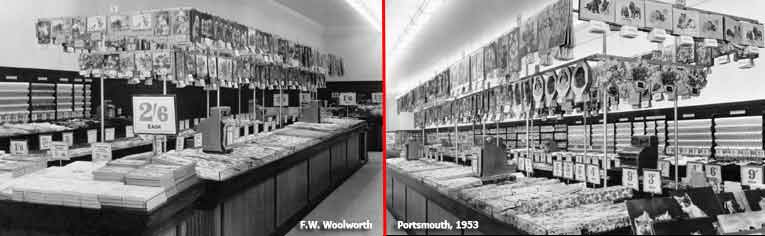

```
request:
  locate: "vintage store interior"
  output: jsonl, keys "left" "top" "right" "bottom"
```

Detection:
{"left": 387, "top": 0, "right": 765, "bottom": 235}
{"left": 0, "top": 0, "right": 382, "bottom": 235}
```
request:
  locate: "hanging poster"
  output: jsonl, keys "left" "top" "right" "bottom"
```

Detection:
{"left": 551, "top": 0, "right": 573, "bottom": 48}
{"left": 154, "top": 11, "right": 171, "bottom": 36}
{"left": 470, "top": 48, "right": 484, "bottom": 88}
{"left": 484, "top": 43, "right": 497, "bottom": 77}
{"left": 742, "top": 21, "right": 765, "bottom": 47}
{"left": 672, "top": 8, "right": 700, "bottom": 37}
{"left": 699, "top": 13, "right": 724, "bottom": 40}
{"left": 506, "top": 29, "right": 521, "bottom": 73}
{"left": 537, "top": 5, "right": 554, "bottom": 52}
{"left": 496, "top": 35, "right": 508, "bottom": 73}
{"left": 614, "top": 0, "right": 645, "bottom": 28}
{"left": 644, "top": 0, "right": 672, "bottom": 30}
{"left": 36, "top": 19, "right": 51, "bottom": 45}
{"left": 520, "top": 16, "right": 538, "bottom": 57}
{"left": 724, "top": 16, "right": 743, "bottom": 44}
{"left": 579, "top": 0, "right": 616, "bottom": 23}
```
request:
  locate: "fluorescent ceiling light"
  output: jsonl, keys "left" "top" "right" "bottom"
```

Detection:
{"left": 344, "top": 0, "right": 381, "bottom": 32}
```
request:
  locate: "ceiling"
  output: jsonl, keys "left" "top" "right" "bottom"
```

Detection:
{"left": 275, "top": 0, "right": 377, "bottom": 31}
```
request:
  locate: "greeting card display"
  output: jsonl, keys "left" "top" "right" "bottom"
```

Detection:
{"left": 520, "top": 16, "right": 537, "bottom": 57}
{"left": 672, "top": 8, "right": 700, "bottom": 37}
{"left": 506, "top": 29, "right": 521, "bottom": 73}
{"left": 614, "top": 0, "right": 645, "bottom": 28}
{"left": 571, "top": 61, "right": 592, "bottom": 103}
{"left": 579, "top": 0, "right": 616, "bottom": 23}
{"left": 544, "top": 71, "right": 558, "bottom": 110}
{"left": 644, "top": 1, "right": 672, "bottom": 30}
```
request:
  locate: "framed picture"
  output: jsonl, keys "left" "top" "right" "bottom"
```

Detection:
{"left": 672, "top": 8, "right": 700, "bottom": 37}
{"left": 644, "top": 0, "right": 672, "bottom": 30}
{"left": 742, "top": 21, "right": 765, "bottom": 47}
{"left": 614, "top": 0, "right": 645, "bottom": 28}
{"left": 579, "top": 0, "right": 616, "bottom": 23}
{"left": 724, "top": 16, "right": 743, "bottom": 44}
{"left": 699, "top": 13, "right": 724, "bottom": 40}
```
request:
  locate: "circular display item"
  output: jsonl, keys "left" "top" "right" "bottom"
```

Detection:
{"left": 571, "top": 61, "right": 591, "bottom": 103}
{"left": 532, "top": 75, "right": 545, "bottom": 108}
{"left": 556, "top": 67, "right": 572, "bottom": 103}
{"left": 545, "top": 71, "right": 558, "bottom": 108}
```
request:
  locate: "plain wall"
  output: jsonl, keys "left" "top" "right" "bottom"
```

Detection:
{"left": 324, "top": 28, "right": 382, "bottom": 82}
{"left": 0, "top": 0, "right": 326, "bottom": 71}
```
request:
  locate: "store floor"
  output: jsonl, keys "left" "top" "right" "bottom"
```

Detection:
{"left": 287, "top": 152, "right": 391, "bottom": 236}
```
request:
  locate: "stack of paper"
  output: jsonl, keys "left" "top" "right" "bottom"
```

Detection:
{"left": 93, "top": 165, "right": 136, "bottom": 182}
{"left": 107, "top": 159, "right": 148, "bottom": 169}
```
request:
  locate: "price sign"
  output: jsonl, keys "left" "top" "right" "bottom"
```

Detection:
{"left": 705, "top": 164, "right": 722, "bottom": 182}
{"left": 105, "top": 128, "right": 115, "bottom": 141}
{"left": 62, "top": 132, "right": 74, "bottom": 146}
{"left": 622, "top": 167, "right": 639, "bottom": 190}
{"left": 563, "top": 161, "right": 574, "bottom": 179}
{"left": 658, "top": 160, "right": 671, "bottom": 177}
{"left": 525, "top": 158, "right": 533, "bottom": 173}
{"left": 643, "top": 169, "right": 662, "bottom": 194}
{"left": 91, "top": 143, "right": 112, "bottom": 163}
{"left": 132, "top": 95, "right": 178, "bottom": 135}
{"left": 175, "top": 137, "right": 184, "bottom": 151}
{"left": 193, "top": 133, "right": 203, "bottom": 148}
{"left": 300, "top": 93, "right": 312, "bottom": 104}
{"left": 338, "top": 92, "right": 357, "bottom": 106}
{"left": 587, "top": 164, "right": 601, "bottom": 184}
{"left": 39, "top": 135, "right": 53, "bottom": 150}
{"left": 273, "top": 94, "right": 289, "bottom": 106}
{"left": 741, "top": 165, "right": 763, "bottom": 186}
{"left": 372, "top": 92, "right": 383, "bottom": 104}
{"left": 517, "top": 158, "right": 525, "bottom": 171}
{"left": 51, "top": 142, "right": 69, "bottom": 160}
{"left": 125, "top": 126, "right": 134, "bottom": 138}
{"left": 87, "top": 129, "right": 97, "bottom": 144}
{"left": 553, "top": 161, "right": 563, "bottom": 177}
{"left": 686, "top": 162, "right": 704, "bottom": 178}
{"left": 10, "top": 140, "right": 28, "bottom": 155}
{"left": 575, "top": 163, "right": 586, "bottom": 182}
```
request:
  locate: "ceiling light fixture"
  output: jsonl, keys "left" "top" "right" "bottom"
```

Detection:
{"left": 391, "top": 0, "right": 446, "bottom": 53}
{"left": 344, "top": 0, "right": 381, "bottom": 32}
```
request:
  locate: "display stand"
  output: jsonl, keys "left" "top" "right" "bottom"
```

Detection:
{"left": 299, "top": 101, "right": 321, "bottom": 123}
{"left": 476, "top": 140, "right": 513, "bottom": 182}
{"left": 406, "top": 139, "right": 424, "bottom": 160}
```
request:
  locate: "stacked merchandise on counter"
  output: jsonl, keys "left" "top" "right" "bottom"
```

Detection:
{"left": 0, "top": 122, "right": 72, "bottom": 137}
{"left": 388, "top": 158, "right": 634, "bottom": 234}
{"left": 153, "top": 119, "right": 363, "bottom": 181}
{"left": 666, "top": 119, "right": 712, "bottom": 158}
{"left": 56, "top": 84, "right": 73, "bottom": 119}
{"left": 30, "top": 83, "right": 55, "bottom": 121}
{"left": 0, "top": 82, "right": 30, "bottom": 122}
{"left": 633, "top": 120, "right": 646, "bottom": 136}
{"left": 4, "top": 157, "right": 199, "bottom": 211}
{"left": 553, "top": 124, "right": 567, "bottom": 150}
{"left": 714, "top": 116, "right": 764, "bottom": 162}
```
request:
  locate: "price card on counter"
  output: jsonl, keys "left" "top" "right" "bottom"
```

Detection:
{"left": 226, "top": 127, "right": 234, "bottom": 144}
{"left": 658, "top": 160, "right": 671, "bottom": 177}
{"left": 741, "top": 165, "right": 763, "bottom": 186}
{"left": 686, "top": 162, "right": 704, "bottom": 178}
{"left": 105, "top": 128, "right": 115, "bottom": 141}
{"left": 553, "top": 161, "right": 563, "bottom": 177}
{"left": 705, "top": 164, "right": 722, "bottom": 182}
{"left": 525, "top": 158, "right": 533, "bottom": 173}
{"left": 125, "top": 126, "right": 134, "bottom": 138}
{"left": 575, "top": 163, "right": 586, "bottom": 182}
{"left": 517, "top": 158, "right": 525, "bottom": 172}
{"left": 91, "top": 143, "right": 112, "bottom": 163}
{"left": 338, "top": 92, "right": 357, "bottom": 106}
{"left": 622, "top": 167, "right": 639, "bottom": 190}
{"left": 175, "top": 137, "right": 184, "bottom": 150}
{"left": 193, "top": 133, "right": 203, "bottom": 148}
{"left": 51, "top": 142, "right": 69, "bottom": 160}
{"left": 87, "top": 129, "right": 97, "bottom": 144}
{"left": 62, "top": 132, "right": 74, "bottom": 147}
{"left": 563, "top": 161, "right": 574, "bottom": 179}
{"left": 643, "top": 169, "right": 662, "bottom": 194}
{"left": 39, "top": 135, "right": 53, "bottom": 150}
{"left": 587, "top": 164, "right": 601, "bottom": 184}
{"left": 10, "top": 140, "right": 28, "bottom": 155}
{"left": 132, "top": 95, "right": 178, "bottom": 135}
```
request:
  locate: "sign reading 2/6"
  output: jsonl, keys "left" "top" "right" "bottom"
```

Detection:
{"left": 132, "top": 96, "right": 177, "bottom": 135}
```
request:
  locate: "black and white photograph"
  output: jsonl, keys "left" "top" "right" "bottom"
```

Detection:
{"left": 2, "top": 0, "right": 383, "bottom": 235}
{"left": 386, "top": 0, "right": 763, "bottom": 235}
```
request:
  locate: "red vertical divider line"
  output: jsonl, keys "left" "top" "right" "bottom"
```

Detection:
{"left": 381, "top": 0, "right": 388, "bottom": 235}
